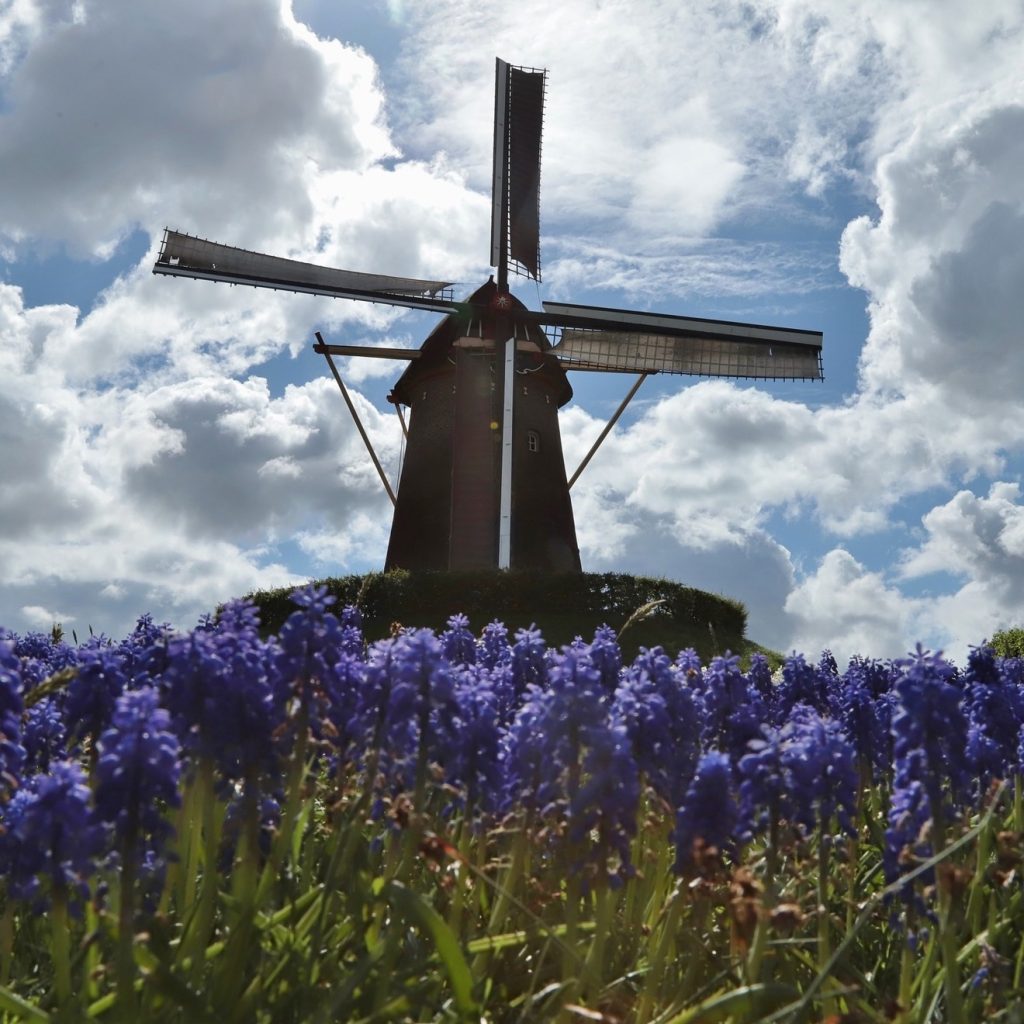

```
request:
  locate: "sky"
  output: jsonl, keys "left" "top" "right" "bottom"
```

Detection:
{"left": 2, "top": 0, "right": 1024, "bottom": 664}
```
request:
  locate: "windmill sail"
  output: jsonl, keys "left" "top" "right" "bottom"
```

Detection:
{"left": 491, "top": 60, "right": 545, "bottom": 281}
{"left": 540, "top": 301, "right": 823, "bottom": 380}
{"left": 153, "top": 229, "right": 456, "bottom": 312}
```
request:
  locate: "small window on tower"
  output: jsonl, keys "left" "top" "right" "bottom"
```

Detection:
{"left": 527, "top": 430, "right": 540, "bottom": 453}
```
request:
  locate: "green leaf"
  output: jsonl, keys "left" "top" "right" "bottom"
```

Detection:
{"left": 382, "top": 881, "right": 476, "bottom": 1015}
{"left": 0, "top": 986, "right": 51, "bottom": 1022}
{"left": 256, "top": 885, "right": 322, "bottom": 931}
{"left": 22, "top": 667, "right": 78, "bottom": 709}
{"left": 663, "top": 983, "right": 798, "bottom": 1024}
{"left": 466, "top": 929, "right": 529, "bottom": 954}
{"left": 292, "top": 799, "right": 314, "bottom": 864}
{"left": 466, "top": 921, "right": 596, "bottom": 955}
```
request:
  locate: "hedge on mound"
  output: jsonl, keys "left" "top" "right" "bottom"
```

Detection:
{"left": 246, "top": 570, "right": 752, "bottom": 662}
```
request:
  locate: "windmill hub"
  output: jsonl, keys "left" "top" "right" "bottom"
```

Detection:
{"left": 153, "top": 58, "right": 823, "bottom": 575}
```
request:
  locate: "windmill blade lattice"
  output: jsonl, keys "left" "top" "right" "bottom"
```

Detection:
{"left": 154, "top": 229, "right": 457, "bottom": 313}
{"left": 491, "top": 59, "right": 546, "bottom": 283}
{"left": 538, "top": 301, "right": 823, "bottom": 380}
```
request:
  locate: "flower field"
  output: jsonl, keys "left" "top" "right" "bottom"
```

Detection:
{"left": 0, "top": 587, "right": 1022, "bottom": 1022}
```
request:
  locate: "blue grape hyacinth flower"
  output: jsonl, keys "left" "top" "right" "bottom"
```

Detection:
{"left": 477, "top": 620, "right": 512, "bottom": 670}
{"left": 746, "top": 653, "right": 774, "bottom": 701}
{"left": 674, "top": 750, "right": 741, "bottom": 874}
{"left": 23, "top": 697, "right": 66, "bottom": 774}
{"left": 885, "top": 646, "right": 970, "bottom": 906}
{"left": 509, "top": 625, "right": 547, "bottom": 698}
{"left": 674, "top": 648, "right": 705, "bottom": 693}
{"left": 13, "top": 631, "right": 78, "bottom": 688}
{"left": 505, "top": 644, "right": 639, "bottom": 882}
{"left": 441, "top": 613, "right": 477, "bottom": 666}
{"left": 963, "top": 646, "right": 1023, "bottom": 790}
{"left": 65, "top": 645, "right": 128, "bottom": 746}
{"left": 0, "top": 761, "right": 102, "bottom": 907}
{"left": 701, "top": 654, "right": 766, "bottom": 764}
{"left": 836, "top": 658, "right": 892, "bottom": 772}
{"left": 322, "top": 651, "right": 368, "bottom": 766}
{"left": 613, "top": 646, "right": 701, "bottom": 808}
{"left": 588, "top": 625, "right": 623, "bottom": 693}
{"left": 0, "top": 638, "right": 25, "bottom": 790}
{"left": 891, "top": 646, "right": 970, "bottom": 822}
{"left": 95, "top": 687, "right": 182, "bottom": 862}
{"left": 275, "top": 585, "right": 346, "bottom": 704}
{"left": 738, "top": 723, "right": 787, "bottom": 841}
{"left": 741, "top": 705, "right": 859, "bottom": 844}
{"left": 567, "top": 707, "right": 639, "bottom": 884}
{"left": 162, "top": 606, "right": 281, "bottom": 785}
{"left": 359, "top": 629, "right": 458, "bottom": 794}
{"left": 117, "top": 613, "right": 172, "bottom": 686}
{"left": 338, "top": 604, "right": 364, "bottom": 657}
{"left": 774, "top": 653, "right": 831, "bottom": 721}
{"left": 444, "top": 664, "right": 504, "bottom": 817}
{"left": 780, "top": 703, "right": 858, "bottom": 838}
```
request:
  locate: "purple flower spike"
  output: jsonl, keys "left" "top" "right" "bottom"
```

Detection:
{"left": 963, "top": 646, "right": 1023, "bottom": 789}
{"left": 441, "top": 614, "right": 477, "bottom": 666}
{"left": 891, "top": 646, "right": 970, "bottom": 815}
{"left": 340, "top": 605, "right": 363, "bottom": 630}
{"left": 738, "top": 724, "right": 787, "bottom": 839}
{"left": 323, "top": 653, "right": 368, "bottom": 764}
{"left": 162, "top": 614, "right": 280, "bottom": 785}
{"left": 674, "top": 750, "right": 740, "bottom": 873}
{"left": 23, "top": 698, "right": 66, "bottom": 774}
{"left": 505, "top": 644, "right": 639, "bottom": 882}
{"left": 774, "top": 653, "right": 831, "bottom": 721}
{"left": 117, "top": 614, "right": 172, "bottom": 686}
{"left": 885, "top": 646, "right": 970, "bottom": 904}
{"left": 740, "top": 706, "right": 857, "bottom": 843}
{"left": 588, "top": 625, "right": 623, "bottom": 693}
{"left": 674, "top": 648, "right": 705, "bottom": 693}
{"left": 13, "top": 631, "right": 77, "bottom": 688}
{"left": 276, "top": 587, "right": 345, "bottom": 704}
{"left": 0, "top": 761, "right": 102, "bottom": 906}
{"left": 445, "top": 664, "right": 504, "bottom": 816}
{"left": 477, "top": 621, "right": 511, "bottom": 670}
{"left": 884, "top": 767, "right": 932, "bottom": 905}
{"left": 339, "top": 605, "right": 364, "bottom": 657}
{"left": 360, "top": 629, "right": 458, "bottom": 792}
{"left": 509, "top": 625, "right": 546, "bottom": 697}
{"left": 614, "top": 647, "right": 701, "bottom": 807}
{"left": 65, "top": 646, "right": 128, "bottom": 745}
{"left": 836, "top": 659, "right": 891, "bottom": 771}
{"left": 0, "top": 639, "right": 25, "bottom": 789}
{"left": 701, "top": 654, "right": 766, "bottom": 763}
{"left": 780, "top": 704, "right": 858, "bottom": 837}
{"left": 289, "top": 583, "right": 336, "bottom": 615}
{"left": 95, "top": 687, "right": 182, "bottom": 861}
{"left": 568, "top": 709, "right": 639, "bottom": 884}
{"left": 746, "top": 653, "right": 774, "bottom": 700}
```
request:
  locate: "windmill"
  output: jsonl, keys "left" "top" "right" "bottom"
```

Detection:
{"left": 154, "top": 59, "right": 822, "bottom": 573}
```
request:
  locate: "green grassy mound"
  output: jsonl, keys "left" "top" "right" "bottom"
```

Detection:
{"left": 246, "top": 570, "right": 776, "bottom": 664}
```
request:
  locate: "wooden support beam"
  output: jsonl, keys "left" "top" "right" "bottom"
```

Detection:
{"left": 567, "top": 373, "right": 648, "bottom": 490}
{"left": 313, "top": 342, "right": 419, "bottom": 360}
{"left": 315, "top": 332, "right": 397, "bottom": 507}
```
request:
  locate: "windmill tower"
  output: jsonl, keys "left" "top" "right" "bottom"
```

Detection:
{"left": 154, "top": 60, "right": 823, "bottom": 573}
